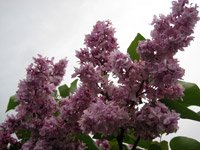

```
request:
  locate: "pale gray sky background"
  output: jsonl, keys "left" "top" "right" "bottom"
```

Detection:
{"left": 0, "top": 0, "right": 199, "bottom": 141}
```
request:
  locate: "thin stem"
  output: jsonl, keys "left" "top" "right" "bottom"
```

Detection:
{"left": 137, "top": 91, "right": 147, "bottom": 97}
{"left": 129, "top": 80, "right": 145, "bottom": 107}
{"left": 117, "top": 128, "right": 125, "bottom": 150}
{"left": 131, "top": 136, "right": 140, "bottom": 150}
{"left": 136, "top": 81, "right": 144, "bottom": 97}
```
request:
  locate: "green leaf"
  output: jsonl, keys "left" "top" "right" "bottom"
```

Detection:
{"left": 198, "top": 111, "right": 200, "bottom": 115}
{"left": 109, "top": 139, "right": 118, "bottom": 150}
{"left": 58, "top": 80, "right": 78, "bottom": 98}
{"left": 77, "top": 134, "right": 99, "bottom": 150}
{"left": 9, "top": 144, "right": 19, "bottom": 150}
{"left": 123, "top": 131, "right": 151, "bottom": 149}
{"left": 161, "top": 99, "right": 200, "bottom": 122}
{"left": 127, "top": 33, "right": 145, "bottom": 61}
{"left": 160, "top": 141, "right": 169, "bottom": 150}
{"left": 123, "top": 132, "right": 134, "bottom": 144}
{"left": 170, "top": 136, "right": 200, "bottom": 150}
{"left": 108, "top": 139, "right": 130, "bottom": 150}
{"left": 69, "top": 79, "right": 78, "bottom": 93}
{"left": 149, "top": 142, "right": 162, "bottom": 150}
{"left": 16, "top": 129, "right": 31, "bottom": 142}
{"left": 93, "top": 133, "right": 115, "bottom": 141}
{"left": 6, "top": 96, "right": 20, "bottom": 112}
{"left": 148, "top": 141, "right": 168, "bottom": 150}
{"left": 161, "top": 81, "right": 200, "bottom": 122}
{"left": 58, "top": 84, "right": 70, "bottom": 98}
{"left": 179, "top": 81, "right": 200, "bottom": 107}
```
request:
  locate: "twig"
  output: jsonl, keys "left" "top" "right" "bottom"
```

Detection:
{"left": 117, "top": 128, "right": 125, "bottom": 150}
{"left": 131, "top": 136, "right": 140, "bottom": 150}
{"left": 136, "top": 81, "right": 144, "bottom": 97}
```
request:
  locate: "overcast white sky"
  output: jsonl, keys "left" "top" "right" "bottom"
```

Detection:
{"left": 0, "top": 0, "right": 199, "bottom": 141}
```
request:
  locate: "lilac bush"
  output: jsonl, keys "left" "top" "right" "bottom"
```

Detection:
{"left": 0, "top": 0, "right": 200, "bottom": 150}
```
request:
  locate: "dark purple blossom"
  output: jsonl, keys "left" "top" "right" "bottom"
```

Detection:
{"left": 82, "top": 20, "right": 118, "bottom": 66}
{"left": 16, "top": 55, "right": 67, "bottom": 121}
{"left": 133, "top": 102, "right": 180, "bottom": 140}
{"left": 137, "top": 0, "right": 199, "bottom": 61}
{"left": 79, "top": 99, "right": 129, "bottom": 135}
{"left": 108, "top": 50, "right": 148, "bottom": 90}
{"left": 51, "top": 58, "right": 68, "bottom": 86}
{"left": 145, "top": 58, "right": 185, "bottom": 99}
{"left": 76, "top": 48, "right": 92, "bottom": 64}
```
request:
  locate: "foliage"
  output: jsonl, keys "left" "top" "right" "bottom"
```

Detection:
{"left": 170, "top": 136, "right": 200, "bottom": 150}
{"left": 6, "top": 96, "right": 19, "bottom": 112}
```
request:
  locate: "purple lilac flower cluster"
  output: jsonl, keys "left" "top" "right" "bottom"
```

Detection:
{"left": 0, "top": 0, "right": 199, "bottom": 149}
{"left": 74, "top": 0, "right": 199, "bottom": 140}
{"left": 137, "top": 0, "right": 199, "bottom": 100}
{"left": 0, "top": 56, "right": 89, "bottom": 149}
{"left": 79, "top": 99, "right": 129, "bottom": 135}
{"left": 133, "top": 102, "right": 180, "bottom": 140}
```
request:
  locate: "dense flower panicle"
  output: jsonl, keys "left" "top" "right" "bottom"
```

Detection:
{"left": 133, "top": 102, "right": 180, "bottom": 140}
{"left": 171, "top": 0, "right": 199, "bottom": 32}
{"left": 72, "top": 63, "right": 101, "bottom": 94}
{"left": 145, "top": 58, "right": 185, "bottom": 99}
{"left": 157, "top": 83, "right": 184, "bottom": 99}
{"left": 108, "top": 50, "right": 147, "bottom": 87}
{"left": 84, "top": 20, "right": 118, "bottom": 53}
{"left": 76, "top": 48, "right": 92, "bottom": 64}
{"left": 137, "top": 0, "right": 199, "bottom": 61}
{"left": 17, "top": 56, "right": 87, "bottom": 150}
{"left": 148, "top": 59, "right": 184, "bottom": 86}
{"left": 39, "top": 117, "right": 61, "bottom": 138}
{"left": 104, "top": 50, "right": 149, "bottom": 105}
{"left": 22, "top": 138, "right": 82, "bottom": 150}
{"left": 1, "top": 115, "right": 21, "bottom": 133}
{"left": 17, "top": 56, "right": 67, "bottom": 103}
{"left": 103, "top": 83, "right": 131, "bottom": 105}
{"left": 0, "top": 55, "right": 68, "bottom": 149}
{"left": 33, "top": 140, "right": 53, "bottom": 150}
{"left": 79, "top": 99, "right": 129, "bottom": 135}
{"left": 83, "top": 20, "right": 118, "bottom": 66}
{"left": 58, "top": 86, "right": 94, "bottom": 143}
{"left": 136, "top": 0, "right": 198, "bottom": 101}
{"left": 137, "top": 40, "right": 159, "bottom": 62}
{"left": 146, "top": 83, "right": 184, "bottom": 100}
{"left": 51, "top": 59, "right": 68, "bottom": 86}
{"left": 74, "top": 0, "right": 199, "bottom": 141}
{"left": 37, "top": 116, "right": 85, "bottom": 150}
{"left": 60, "top": 86, "right": 93, "bottom": 123}
{"left": 21, "top": 139, "right": 35, "bottom": 150}
{"left": 16, "top": 55, "right": 67, "bottom": 119}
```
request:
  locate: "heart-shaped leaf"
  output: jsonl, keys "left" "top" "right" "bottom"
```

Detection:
{"left": 179, "top": 81, "right": 200, "bottom": 107}
{"left": 127, "top": 33, "right": 145, "bottom": 61}
{"left": 6, "top": 96, "right": 20, "bottom": 112}
{"left": 170, "top": 136, "right": 200, "bottom": 150}
{"left": 58, "top": 84, "right": 70, "bottom": 98}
